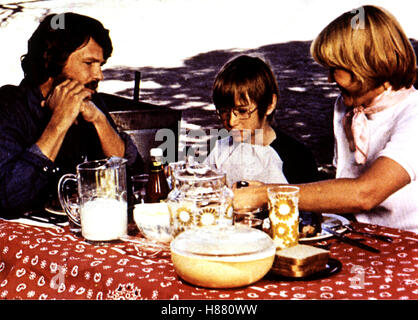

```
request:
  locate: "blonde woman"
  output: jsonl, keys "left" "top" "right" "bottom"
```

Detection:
{"left": 233, "top": 5, "right": 418, "bottom": 232}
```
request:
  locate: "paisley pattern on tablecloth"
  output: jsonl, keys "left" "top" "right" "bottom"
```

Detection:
{"left": 0, "top": 220, "right": 417, "bottom": 300}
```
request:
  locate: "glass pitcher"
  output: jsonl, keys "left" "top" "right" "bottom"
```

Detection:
{"left": 58, "top": 157, "right": 128, "bottom": 242}
{"left": 167, "top": 163, "right": 234, "bottom": 236}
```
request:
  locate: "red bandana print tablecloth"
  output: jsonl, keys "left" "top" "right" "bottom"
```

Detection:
{"left": 0, "top": 219, "right": 417, "bottom": 300}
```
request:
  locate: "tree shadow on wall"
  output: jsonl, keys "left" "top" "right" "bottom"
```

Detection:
{"left": 0, "top": 0, "right": 50, "bottom": 27}
{"left": 103, "top": 39, "right": 418, "bottom": 167}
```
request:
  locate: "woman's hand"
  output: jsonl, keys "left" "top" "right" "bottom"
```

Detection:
{"left": 232, "top": 180, "right": 267, "bottom": 210}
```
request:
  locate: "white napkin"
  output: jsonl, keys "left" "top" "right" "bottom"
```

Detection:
{"left": 0, "top": 217, "right": 68, "bottom": 229}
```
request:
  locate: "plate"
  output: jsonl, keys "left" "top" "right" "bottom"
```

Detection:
{"left": 270, "top": 258, "right": 342, "bottom": 281}
{"left": 299, "top": 213, "right": 350, "bottom": 242}
{"left": 44, "top": 199, "right": 66, "bottom": 216}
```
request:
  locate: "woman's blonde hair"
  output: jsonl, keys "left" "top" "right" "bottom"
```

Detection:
{"left": 311, "top": 5, "right": 416, "bottom": 90}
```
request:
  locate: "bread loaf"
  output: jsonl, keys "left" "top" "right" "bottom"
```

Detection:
{"left": 272, "top": 244, "right": 330, "bottom": 277}
{"left": 274, "top": 244, "right": 329, "bottom": 265}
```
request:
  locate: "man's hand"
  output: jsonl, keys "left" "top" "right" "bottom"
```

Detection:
{"left": 80, "top": 101, "right": 126, "bottom": 159}
{"left": 43, "top": 79, "right": 92, "bottom": 131}
{"left": 80, "top": 100, "right": 105, "bottom": 124}
{"left": 37, "top": 79, "right": 92, "bottom": 161}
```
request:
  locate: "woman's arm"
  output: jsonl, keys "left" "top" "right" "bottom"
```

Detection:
{"left": 233, "top": 156, "right": 411, "bottom": 214}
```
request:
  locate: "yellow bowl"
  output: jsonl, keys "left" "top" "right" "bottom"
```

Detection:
{"left": 170, "top": 225, "right": 275, "bottom": 288}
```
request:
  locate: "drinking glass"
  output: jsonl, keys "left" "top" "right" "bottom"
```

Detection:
{"left": 233, "top": 207, "right": 265, "bottom": 231}
{"left": 131, "top": 174, "right": 149, "bottom": 204}
{"left": 167, "top": 160, "right": 186, "bottom": 189}
{"left": 267, "top": 186, "right": 300, "bottom": 249}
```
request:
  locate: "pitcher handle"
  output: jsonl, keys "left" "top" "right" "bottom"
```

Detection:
{"left": 58, "top": 173, "right": 81, "bottom": 227}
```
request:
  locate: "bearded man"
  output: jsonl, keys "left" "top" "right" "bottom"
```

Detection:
{"left": 0, "top": 13, "right": 144, "bottom": 217}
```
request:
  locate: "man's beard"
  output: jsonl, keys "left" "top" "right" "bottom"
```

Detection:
{"left": 84, "top": 80, "right": 99, "bottom": 92}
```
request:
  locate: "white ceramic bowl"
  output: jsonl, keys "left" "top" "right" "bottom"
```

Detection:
{"left": 133, "top": 202, "right": 173, "bottom": 243}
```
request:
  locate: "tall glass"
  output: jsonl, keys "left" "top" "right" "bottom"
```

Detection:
{"left": 268, "top": 186, "right": 300, "bottom": 249}
{"left": 167, "top": 160, "right": 186, "bottom": 190}
{"left": 131, "top": 174, "right": 149, "bottom": 204}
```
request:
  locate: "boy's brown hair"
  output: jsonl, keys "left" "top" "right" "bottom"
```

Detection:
{"left": 213, "top": 55, "right": 279, "bottom": 121}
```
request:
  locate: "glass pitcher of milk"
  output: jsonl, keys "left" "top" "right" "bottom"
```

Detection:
{"left": 58, "top": 157, "right": 128, "bottom": 242}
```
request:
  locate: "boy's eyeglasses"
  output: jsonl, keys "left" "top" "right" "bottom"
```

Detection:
{"left": 216, "top": 106, "right": 257, "bottom": 120}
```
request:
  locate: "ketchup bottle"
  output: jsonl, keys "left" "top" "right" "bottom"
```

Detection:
{"left": 145, "top": 148, "right": 169, "bottom": 203}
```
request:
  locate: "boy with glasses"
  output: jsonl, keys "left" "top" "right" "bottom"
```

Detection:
{"left": 206, "top": 55, "right": 319, "bottom": 187}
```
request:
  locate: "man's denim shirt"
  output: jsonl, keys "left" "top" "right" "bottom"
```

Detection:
{"left": 0, "top": 80, "right": 143, "bottom": 217}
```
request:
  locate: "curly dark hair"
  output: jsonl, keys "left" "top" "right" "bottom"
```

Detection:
{"left": 21, "top": 12, "right": 113, "bottom": 86}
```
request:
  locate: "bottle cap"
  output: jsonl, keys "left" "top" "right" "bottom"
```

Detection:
{"left": 150, "top": 148, "right": 163, "bottom": 157}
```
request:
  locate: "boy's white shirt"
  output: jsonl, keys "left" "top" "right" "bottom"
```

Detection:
{"left": 205, "top": 136, "right": 288, "bottom": 187}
